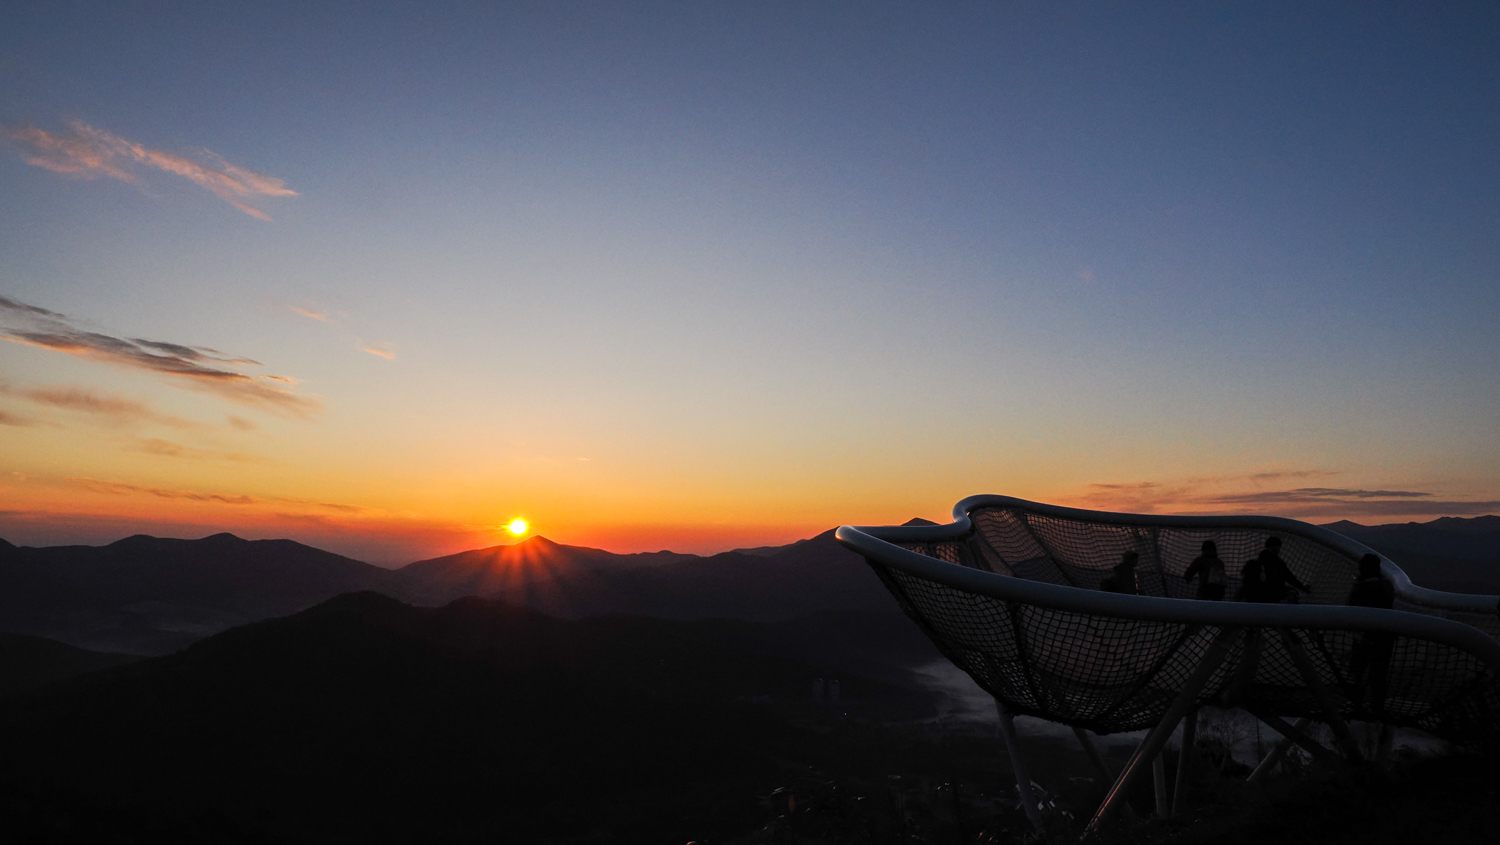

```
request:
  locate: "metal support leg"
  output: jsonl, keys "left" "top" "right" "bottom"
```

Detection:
{"left": 1171, "top": 708, "right": 1197, "bottom": 814}
{"left": 1278, "top": 629, "right": 1364, "bottom": 761}
{"left": 1073, "top": 727, "right": 1115, "bottom": 782}
{"left": 1084, "top": 626, "right": 1241, "bottom": 835}
{"left": 1247, "top": 716, "right": 1312, "bottom": 783}
{"left": 1246, "top": 708, "right": 1339, "bottom": 765}
{"left": 1152, "top": 756, "right": 1169, "bottom": 818}
{"left": 996, "top": 702, "right": 1044, "bottom": 832}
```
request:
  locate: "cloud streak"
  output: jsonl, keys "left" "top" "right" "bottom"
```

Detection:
{"left": 74, "top": 477, "right": 360, "bottom": 513}
{"left": 0, "top": 294, "right": 319, "bottom": 418}
{"left": 3, "top": 120, "right": 296, "bottom": 220}
{"left": 288, "top": 306, "right": 328, "bottom": 322}
{"left": 0, "top": 408, "right": 36, "bottom": 426}
{"left": 360, "top": 343, "right": 396, "bottom": 360}
{"left": 134, "top": 438, "right": 261, "bottom": 464}
{"left": 1073, "top": 474, "right": 1500, "bottom": 521}
{"left": 0, "top": 381, "right": 201, "bottom": 428}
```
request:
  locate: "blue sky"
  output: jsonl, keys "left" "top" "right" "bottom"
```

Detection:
{"left": 2, "top": 2, "right": 1497, "bottom": 559}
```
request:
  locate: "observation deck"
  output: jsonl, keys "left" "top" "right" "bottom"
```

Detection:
{"left": 837, "top": 495, "right": 1500, "bottom": 830}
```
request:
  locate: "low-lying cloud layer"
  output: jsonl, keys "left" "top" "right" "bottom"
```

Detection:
{"left": 4, "top": 120, "right": 296, "bottom": 220}
{"left": 0, "top": 294, "right": 318, "bottom": 417}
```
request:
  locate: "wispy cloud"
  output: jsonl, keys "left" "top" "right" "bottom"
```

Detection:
{"left": 74, "top": 477, "right": 360, "bottom": 513}
{"left": 0, "top": 294, "right": 319, "bottom": 417}
{"left": 134, "top": 438, "right": 261, "bottom": 464}
{"left": 288, "top": 305, "right": 328, "bottom": 322}
{"left": 1, "top": 381, "right": 200, "bottom": 429}
{"left": 0, "top": 408, "right": 35, "bottom": 426}
{"left": 1203, "top": 487, "right": 1433, "bottom": 505}
{"left": 3, "top": 120, "right": 296, "bottom": 220}
{"left": 1071, "top": 473, "right": 1500, "bottom": 521}
{"left": 287, "top": 303, "right": 397, "bottom": 363}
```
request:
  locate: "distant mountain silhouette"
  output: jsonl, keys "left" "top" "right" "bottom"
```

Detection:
{"left": 0, "top": 532, "right": 391, "bottom": 654}
{"left": 6, "top": 514, "right": 1496, "bottom": 659}
{"left": 389, "top": 527, "right": 902, "bottom": 623}
{"left": 1323, "top": 515, "right": 1500, "bottom": 593}
{"left": 0, "top": 593, "right": 943, "bottom": 843}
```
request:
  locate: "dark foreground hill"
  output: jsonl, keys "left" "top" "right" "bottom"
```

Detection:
{"left": 0, "top": 632, "right": 136, "bottom": 697}
{"left": 0, "top": 593, "right": 947, "bottom": 844}
{"left": 0, "top": 533, "right": 391, "bottom": 653}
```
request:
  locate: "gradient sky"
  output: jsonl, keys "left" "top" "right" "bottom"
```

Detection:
{"left": 2, "top": 2, "right": 1498, "bottom": 564}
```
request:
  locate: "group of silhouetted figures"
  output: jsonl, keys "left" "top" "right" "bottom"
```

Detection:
{"left": 1098, "top": 537, "right": 1392, "bottom": 610}
{"left": 1099, "top": 537, "right": 1397, "bottom": 709}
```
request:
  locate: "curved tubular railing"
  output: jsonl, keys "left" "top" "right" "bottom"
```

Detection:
{"left": 950, "top": 495, "right": 1500, "bottom": 618}
{"left": 836, "top": 495, "right": 1500, "bottom": 747}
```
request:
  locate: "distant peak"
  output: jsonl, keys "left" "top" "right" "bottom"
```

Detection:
{"left": 902, "top": 517, "right": 939, "bottom": 527}
{"left": 310, "top": 590, "right": 410, "bottom": 614}
{"left": 108, "top": 534, "right": 160, "bottom": 547}
{"left": 201, "top": 532, "right": 245, "bottom": 543}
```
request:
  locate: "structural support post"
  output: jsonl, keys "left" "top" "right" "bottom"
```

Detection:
{"left": 1247, "top": 716, "right": 1312, "bottom": 783}
{"left": 996, "top": 702, "right": 1044, "bottom": 832}
{"left": 1171, "top": 708, "right": 1197, "bottom": 814}
{"left": 1073, "top": 727, "right": 1115, "bottom": 782}
{"left": 1246, "top": 708, "right": 1339, "bottom": 766}
{"left": 1152, "top": 756, "right": 1169, "bottom": 818}
{"left": 1084, "top": 626, "right": 1241, "bottom": 835}
{"left": 1278, "top": 629, "right": 1364, "bottom": 762}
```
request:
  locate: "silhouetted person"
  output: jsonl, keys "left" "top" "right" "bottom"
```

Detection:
{"left": 1100, "top": 551, "right": 1140, "bottom": 594}
{"left": 1257, "top": 537, "right": 1308, "bottom": 603}
{"left": 1183, "top": 540, "right": 1226, "bottom": 600}
{"left": 1237, "top": 555, "right": 1268, "bottom": 602}
{"left": 1226, "top": 555, "right": 1268, "bottom": 700}
{"left": 1348, "top": 552, "right": 1395, "bottom": 709}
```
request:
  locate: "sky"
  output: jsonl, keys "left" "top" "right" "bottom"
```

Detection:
{"left": 1, "top": 2, "right": 1498, "bottom": 564}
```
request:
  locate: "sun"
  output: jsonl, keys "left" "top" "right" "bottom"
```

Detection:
{"left": 505, "top": 517, "right": 529, "bottom": 538}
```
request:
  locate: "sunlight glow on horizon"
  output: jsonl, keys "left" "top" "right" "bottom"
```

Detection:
{"left": 1, "top": 5, "right": 1498, "bottom": 564}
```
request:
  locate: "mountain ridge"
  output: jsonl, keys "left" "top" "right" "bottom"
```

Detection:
{"left": 2, "top": 513, "right": 1496, "bottom": 656}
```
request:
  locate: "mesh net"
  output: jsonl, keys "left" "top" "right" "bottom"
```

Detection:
{"left": 874, "top": 504, "right": 1500, "bottom": 748}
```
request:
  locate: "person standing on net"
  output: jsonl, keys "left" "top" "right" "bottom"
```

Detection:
{"left": 1101, "top": 551, "right": 1140, "bottom": 594}
{"left": 1258, "top": 536, "right": 1309, "bottom": 602}
{"left": 1347, "top": 552, "right": 1396, "bottom": 709}
{"left": 1183, "top": 540, "right": 1227, "bottom": 600}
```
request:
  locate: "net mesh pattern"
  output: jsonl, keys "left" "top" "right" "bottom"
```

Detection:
{"left": 880, "top": 505, "right": 1500, "bottom": 747}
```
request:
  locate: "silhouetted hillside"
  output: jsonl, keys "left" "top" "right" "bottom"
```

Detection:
{"left": 0, "top": 632, "right": 136, "bottom": 697}
{"left": 6, "top": 515, "right": 1496, "bottom": 662}
{"left": 1325, "top": 515, "right": 1500, "bottom": 593}
{"left": 388, "top": 535, "right": 691, "bottom": 612}
{"left": 391, "top": 528, "right": 901, "bottom": 624}
{"left": 0, "top": 533, "right": 392, "bottom": 654}
{"left": 0, "top": 593, "right": 944, "bottom": 843}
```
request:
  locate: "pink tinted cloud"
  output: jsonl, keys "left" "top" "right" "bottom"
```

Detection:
{"left": 0, "top": 294, "right": 319, "bottom": 418}
{"left": 289, "top": 306, "right": 329, "bottom": 322}
{"left": 4, "top": 120, "right": 296, "bottom": 220}
{"left": 360, "top": 344, "right": 396, "bottom": 360}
